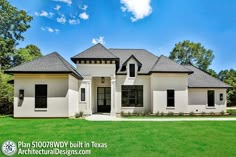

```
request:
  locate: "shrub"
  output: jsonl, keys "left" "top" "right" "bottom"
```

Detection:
{"left": 155, "top": 112, "right": 160, "bottom": 116}
{"left": 189, "top": 112, "right": 194, "bottom": 116}
{"left": 120, "top": 111, "right": 125, "bottom": 117}
{"left": 167, "top": 112, "right": 174, "bottom": 116}
{"left": 160, "top": 112, "right": 164, "bottom": 116}
{"left": 75, "top": 111, "right": 83, "bottom": 118}
{"left": 220, "top": 111, "right": 225, "bottom": 116}
{"left": 178, "top": 112, "right": 184, "bottom": 116}
{"left": 127, "top": 112, "right": 131, "bottom": 116}
{"left": 210, "top": 112, "right": 215, "bottom": 116}
{"left": 201, "top": 112, "right": 206, "bottom": 116}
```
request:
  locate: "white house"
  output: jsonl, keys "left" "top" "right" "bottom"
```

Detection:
{"left": 5, "top": 43, "right": 231, "bottom": 117}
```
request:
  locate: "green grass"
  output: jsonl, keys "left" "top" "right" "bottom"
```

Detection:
{"left": 1, "top": 118, "right": 236, "bottom": 157}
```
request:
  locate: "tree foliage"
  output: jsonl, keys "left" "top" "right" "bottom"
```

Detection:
{"left": 0, "top": 0, "right": 32, "bottom": 41}
{"left": 218, "top": 69, "right": 236, "bottom": 106}
{"left": 0, "top": 0, "right": 33, "bottom": 69}
{"left": 169, "top": 40, "right": 214, "bottom": 70}
{"left": 13, "top": 44, "right": 42, "bottom": 66}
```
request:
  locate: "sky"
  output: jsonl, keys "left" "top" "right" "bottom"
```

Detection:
{"left": 8, "top": 0, "right": 236, "bottom": 72}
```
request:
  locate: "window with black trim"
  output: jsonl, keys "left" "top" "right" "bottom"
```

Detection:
{"left": 81, "top": 88, "right": 85, "bottom": 101}
{"left": 35, "top": 85, "right": 47, "bottom": 108}
{"left": 208, "top": 90, "right": 215, "bottom": 107}
{"left": 220, "top": 93, "right": 223, "bottom": 101}
{"left": 129, "top": 64, "right": 135, "bottom": 77}
{"left": 122, "top": 85, "right": 143, "bottom": 107}
{"left": 167, "top": 90, "right": 175, "bottom": 107}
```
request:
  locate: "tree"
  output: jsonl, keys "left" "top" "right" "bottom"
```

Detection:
{"left": 0, "top": 0, "right": 33, "bottom": 69}
{"left": 207, "top": 69, "right": 218, "bottom": 78}
{"left": 169, "top": 40, "right": 214, "bottom": 70}
{"left": 218, "top": 69, "right": 236, "bottom": 106}
{"left": 13, "top": 45, "right": 42, "bottom": 66}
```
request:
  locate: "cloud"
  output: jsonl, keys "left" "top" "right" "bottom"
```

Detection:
{"left": 80, "top": 5, "right": 88, "bottom": 11}
{"left": 41, "top": 27, "right": 59, "bottom": 33}
{"left": 54, "top": 0, "right": 72, "bottom": 5}
{"left": 54, "top": 5, "right": 61, "bottom": 11}
{"left": 120, "top": 0, "right": 152, "bottom": 22}
{"left": 35, "top": 11, "right": 54, "bottom": 18}
{"left": 92, "top": 36, "right": 105, "bottom": 45}
{"left": 79, "top": 12, "right": 89, "bottom": 20}
{"left": 69, "top": 19, "right": 80, "bottom": 25}
{"left": 56, "top": 15, "right": 67, "bottom": 24}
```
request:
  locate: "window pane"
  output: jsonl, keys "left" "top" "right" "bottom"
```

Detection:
{"left": 167, "top": 90, "right": 175, "bottom": 107}
{"left": 121, "top": 85, "right": 143, "bottom": 107}
{"left": 81, "top": 88, "right": 85, "bottom": 101}
{"left": 129, "top": 64, "right": 135, "bottom": 77}
{"left": 208, "top": 90, "right": 215, "bottom": 107}
{"left": 35, "top": 85, "right": 47, "bottom": 108}
{"left": 98, "top": 88, "right": 104, "bottom": 94}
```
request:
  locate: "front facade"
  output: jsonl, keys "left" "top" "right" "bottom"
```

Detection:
{"left": 6, "top": 44, "right": 230, "bottom": 117}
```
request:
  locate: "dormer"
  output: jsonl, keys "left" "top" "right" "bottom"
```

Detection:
{"left": 121, "top": 55, "right": 142, "bottom": 77}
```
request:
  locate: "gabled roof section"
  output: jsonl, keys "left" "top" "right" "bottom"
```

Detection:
{"left": 151, "top": 55, "right": 193, "bottom": 74}
{"left": 71, "top": 43, "right": 119, "bottom": 63}
{"left": 5, "top": 52, "right": 83, "bottom": 80}
{"left": 184, "top": 65, "right": 231, "bottom": 88}
{"left": 122, "top": 55, "right": 142, "bottom": 67}
{"left": 109, "top": 48, "right": 158, "bottom": 74}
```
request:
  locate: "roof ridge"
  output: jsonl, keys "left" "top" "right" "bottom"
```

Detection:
{"left": 54, "top": 52, "right": 73, "bottom": 72}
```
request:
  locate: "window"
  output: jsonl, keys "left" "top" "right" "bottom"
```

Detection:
{"left": 122, "top": 85, "right": 143, "bottom": 107}
{"left": 220, "top": 93, "right": 223, "bottom": 101}
{"left": 208, "top": 90, "right": 215, "bottom": 107}
{"left": 35, "top": 85, "right": 47, "bottom": 108}
{"left": 81, "top": 88, "right": 85, "bottom": 101}
{"left": 129, "top": 64, "right": 135, "bottom": 77}
{"left": 167, "top": 90, "right": 175, "bottom": 107}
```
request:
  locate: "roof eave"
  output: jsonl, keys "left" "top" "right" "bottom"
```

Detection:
{"left": 4, "top": 71, "right": 83, "bottom": 80}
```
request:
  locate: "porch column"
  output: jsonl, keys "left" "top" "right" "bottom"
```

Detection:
{"left": 85, "top": 78, "right": 92, "bottom": 115}
{"left": 111, "top": 78, "right": 116, "bottom": 116}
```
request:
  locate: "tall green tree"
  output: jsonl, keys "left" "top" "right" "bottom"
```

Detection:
{"left": 218, "top": 69, "right": 236, "bottom": 106}
{"left": 169, "top": 40, "right": 214, "bottom": 70}
{"left": 13, "top": 45, "right": 42, "bottom": 66}
{"left": 0, "top": 0, "right": 33, "bottom": 69}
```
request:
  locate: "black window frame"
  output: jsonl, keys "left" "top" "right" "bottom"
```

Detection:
{"left": 167, "top": 90, "right": 175, "bottom": 107}
{"left": 81, "top": 88, "right": 86, "bottom": 101}
{"left": 129, "top": 64, "right": 135, "bottom": 77}
{"left": 35, "top": 84, "right": 47, "bottom": 109}
{"left": 121, "top": 85, "right": 143, "bottom": 107}
{"left": 208, "top": 90, "right": 215, "bottom": 107}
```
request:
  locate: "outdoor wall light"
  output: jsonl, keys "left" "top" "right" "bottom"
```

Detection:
{"left": 19, "top": 89, "right": 24, "bottom": 100}
{"left": 101, "top": 77, "right": 105, "bottom": 83}
{"left": 220, "top": 93, "right": 223, "bottom": 101}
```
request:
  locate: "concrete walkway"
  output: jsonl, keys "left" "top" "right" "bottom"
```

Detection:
{"left": 85, "top": 114, "right": 236, "bottom": 122}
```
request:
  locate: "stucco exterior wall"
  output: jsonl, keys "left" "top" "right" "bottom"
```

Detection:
{"left": 188, "top": 88, "right": 227, "bottom": 113}
{"left": 13, "top": 74, "right": 69, "bottom": 117}
{"left": 68, "top": 75, "right": 79, "bottom": 117}
{"left": 151, "top": 73, "right": 188, "bottom": 113}
{"left": 76, "top": 64, "right": 116, "bottom": 77}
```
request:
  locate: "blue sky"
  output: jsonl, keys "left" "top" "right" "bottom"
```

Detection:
{"left": 9, "top": 0, "right": 236, "bottom": 72}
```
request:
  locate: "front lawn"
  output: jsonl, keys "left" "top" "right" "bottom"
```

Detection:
{"left": 1, "top": 118, "right": 236, "bottom": 157}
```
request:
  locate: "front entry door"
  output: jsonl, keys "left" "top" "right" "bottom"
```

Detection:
{"left": 97, "top": 87, "right": 111, "bottom": 112}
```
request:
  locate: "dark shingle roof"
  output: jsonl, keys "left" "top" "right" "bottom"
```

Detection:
{"left": 71, "top": 43, "right": 118, "bottom": 62}
{"left": 5, "top": 52, "right": 83, "bottom": 79}
{"left": 109, "top": 49, "right": 158, "bottom": 74}
{"left": 184, "top": 65, "right": 231, "bottom": 88}
{"left": 151, "top": 55, "right": 193, "bottom": 74}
